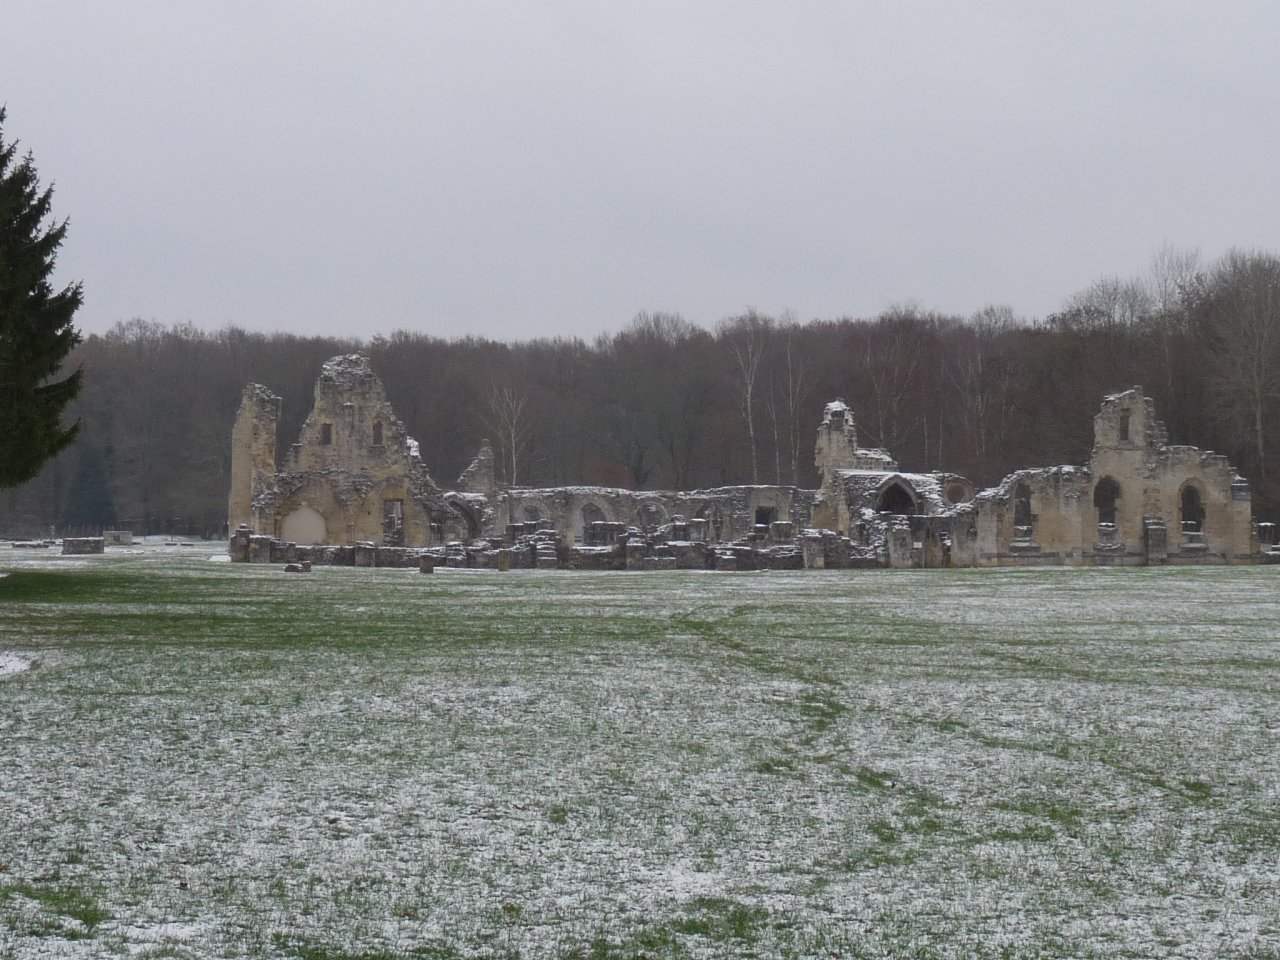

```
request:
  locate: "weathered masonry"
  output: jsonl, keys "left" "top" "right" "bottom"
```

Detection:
{"left": 230, "top": 357, "right": 1265, "bottom": 568}
{"left": 964, "top": 389, "right": 1255, "bottom": 565}
{"left": 228, "top": 355, "right": 471, "bottom": 547}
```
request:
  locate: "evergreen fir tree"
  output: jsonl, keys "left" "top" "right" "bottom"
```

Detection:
{"left": 0, "top": 106, "right": 83, "bottom": 488}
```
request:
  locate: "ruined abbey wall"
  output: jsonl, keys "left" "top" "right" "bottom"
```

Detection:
{"left": 970, "top": 389, "right": 1253, "bottom": 565}
{"left": 230, "top": 356, "right": 466, "bottom": 548}
{"left": 229, "top": 359, "right": 1261, "bottom": 567}
{"left": 496, "top": 484, "right": 815, "bottom": 545}
{"left": 228, "top": 383, "right": 282, "bottom": 533}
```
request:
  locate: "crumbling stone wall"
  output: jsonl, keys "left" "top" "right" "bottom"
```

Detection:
{"left": 972, "top": 388, "right": 1252, "bottom": 566}
{"left": 493, "top": 485, "right": 816, "bottom": 545}
{"left": 228, "top": 383, "right": 281, "bottom": 532}
{"left": 229, "top": 366, "right": 1258, "bottom": 567}
{"left": 228, "top": 355, "right": 463, "bottom": 548}
{"left": 455, "top": 440, "right": 497, "bottom": 499}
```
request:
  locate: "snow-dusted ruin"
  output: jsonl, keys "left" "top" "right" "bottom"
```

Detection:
{"left": 228, "top": 355, "right": 1264, "bottom": 569}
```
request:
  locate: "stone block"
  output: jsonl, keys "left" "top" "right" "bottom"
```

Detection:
{"left": 248, "top": 535, "right": 274, "bottom": 564}
{"left": 61, "top": 537, "right": 104, "bottom": 555}
{"left": 801, "top": 535, "right": 826, "bottom": 569}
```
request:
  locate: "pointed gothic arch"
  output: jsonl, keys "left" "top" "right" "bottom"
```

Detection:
{"left": 876, "top": 480, "right": 918, "bottom": 516}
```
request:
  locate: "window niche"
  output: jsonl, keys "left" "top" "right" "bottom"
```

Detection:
{"left": 1094, "top": 477, "right": 1120, "bottom": 526}
{"left": 320, "top": 423, "right": 333, "bottom": 445}
{"left": 877, "top": 482, "right": 915, "bottom": 516}
{"left": 1178, "top": 484, "right": 1208, "bottom": 554}
{"left": 1009, "top": 481, "right": 1039, "bottom": 553}
{"left": 1181, "top": 485, "right": 1205, "bottom": 533}
{"left": 1013, "top": 482, "right": 1034, "bottom": 535}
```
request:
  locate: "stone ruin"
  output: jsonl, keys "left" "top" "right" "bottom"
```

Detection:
{"left": 229, "top": 358, "right": 1263, "bottom": 569}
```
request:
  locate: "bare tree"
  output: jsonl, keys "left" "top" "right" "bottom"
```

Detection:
{"left": 719, "top": 310, "right": 773, "bottom": 483}
{"left": 946, "top": 305, "right": 1019, "bottom": 477}
{"left": 484, "top": 382, "right": 533, "bottom": 486}
{"left": 1147, "top": 244, "right": 1202, "bottom": 315}
{"left": 1201, "top": 249, "right": 1280, "bottom": 478}
{"left": 1061, "top": 275, "right": 1153, "bottom": 331}
{"left": 858, "top": 306, "right": 925, "bottom": 453}
{"left": 769, "top": 313, "right": 808, "bottom": 484}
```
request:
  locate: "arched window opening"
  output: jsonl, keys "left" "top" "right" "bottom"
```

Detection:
{"left": 1181, "top": 485, "right": 1205, "bottom": 534}
{"left": 1013, "top": 482, "right": 1033, "bottom": 536}
{"left": 636, "top": 502, "right": 666, "bottom": 531}
{"left": 382, "top": 499, "right": 404, "bottom": 546}
{"left": 581, "top": 502, "right": 607, "bottom": 537}
{"left": 1119, "top": 411, "right": 1131, "bottom": 442}
{"left": 450, "top": 500, "right": 481, "bottom": 541}
{"left": 372, "top": 421, "right": 384, "bottom": 446}
{"left": 1094, "top": 477, "right": 1121, "bottom": 526}
{"left": 877, "top": 482, "right": 916, "bottom": 516}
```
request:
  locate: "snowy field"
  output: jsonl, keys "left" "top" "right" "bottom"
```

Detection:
{"left": 1, "top": 545, "right": 1278, "bottom": 959}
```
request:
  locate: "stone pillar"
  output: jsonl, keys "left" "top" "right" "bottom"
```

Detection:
{"left": 886, "top": 520, "right": 914, "bottom": 569}
{"left": 228, "top": 384, "right": 281, "bottom": 533}
{"left": 248, "top": 535, "right": 275, "bottom": 564}
{"left": 625, "top": 541, "right": 648, "bottom": 570}
{"left": 1142, "top": 517, "right": 1168, "bottom": 564}
{"left": 229, "top": 525, "right": 253, "bottom": 562}
{"left": 801, "top": 534, "right": 826, "bottom": 569}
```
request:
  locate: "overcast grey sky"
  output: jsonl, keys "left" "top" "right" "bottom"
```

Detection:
{"left": 5, "top": 1, "right": 1279, "bottom": 340}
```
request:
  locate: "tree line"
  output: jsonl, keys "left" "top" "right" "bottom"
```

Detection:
{"left": 5, "top": 246, "right": 1280, "bottom": 538}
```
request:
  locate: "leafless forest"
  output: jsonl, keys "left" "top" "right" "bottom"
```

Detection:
{"left": 6, "top": 248, "right": 1279, "bottom": 537}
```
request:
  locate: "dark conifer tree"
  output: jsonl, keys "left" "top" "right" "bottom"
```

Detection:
{"left": 0, "top": 107, "right": 83, "bottom": 488}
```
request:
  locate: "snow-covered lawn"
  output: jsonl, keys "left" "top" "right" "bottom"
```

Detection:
{"left": 1, "top": 548, "right": 1278, "bottom": 958}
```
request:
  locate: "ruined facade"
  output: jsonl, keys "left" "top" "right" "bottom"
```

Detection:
{"left": 229, "top": 357, "right": 1260, "bottom": 567}
{"left": 228, "top": 355, "right": 469, "bottom": 547}
{"left": 811, "top": 399, "right": 975, "bottom": 535}
{"left": 962, "top": 388, "right": 1254, "bottom": 565}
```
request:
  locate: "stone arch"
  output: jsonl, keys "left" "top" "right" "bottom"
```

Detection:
{"left": 574, "top": 498, "right": 615, "bottom": 543}
{"left": 746, "top": 489, "right": 791, "bottom": 528}
{"left": 876, "top": 480, "right": 918, "bottom": 516}
{"left": 512, "top": 496, "right": 554, "bottom": 528}
{"left": 1094, "top": 476, "right": 1121, "bottom": 526}
{"left": 1013, "top": 481, "right": 1033, "bottom": 529}
{"left": 446, "top": 497, "right": 483, "bottom": 541}
{"left": 635, "top": 500, "right": 669, "bottom": 531}
{"left": 1179, "top": 482, "right": 1206, "bottom": 533}
{"left": 581, "top": 499, "right": 611, "bottom": 525}
{"left": 281, "top": 504, "right": 327, "bottom": 544}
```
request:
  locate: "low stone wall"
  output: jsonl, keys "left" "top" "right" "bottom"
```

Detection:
{"left": 62, "top": 537, "right": 105, "bottom": 555}
{"left": 228, "top": 524, "right": 863, "bottom": 571}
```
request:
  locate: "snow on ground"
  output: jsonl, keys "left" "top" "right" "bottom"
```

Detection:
{"left": 0, "top": 552, "right": 1278, "bottom": 958}
{"left": 0, "top": 653, "right": 30, "bottom": 677}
